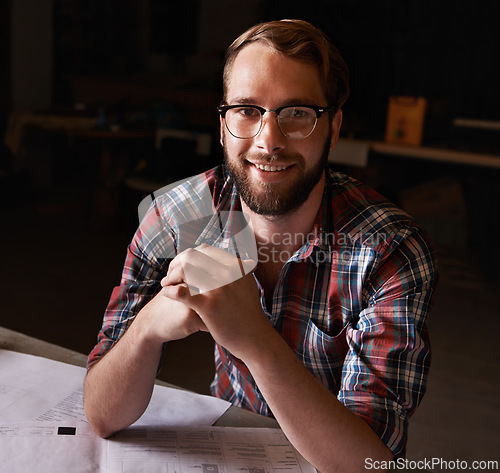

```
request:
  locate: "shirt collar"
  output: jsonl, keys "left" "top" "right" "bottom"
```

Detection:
{"left": 294, "top": 168, "right": 335, "bottom": 260}
{"left": 194, "top": 170, "right": 242, "bottom": 251}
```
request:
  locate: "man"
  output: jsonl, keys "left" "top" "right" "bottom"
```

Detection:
{"left": 84, "top": 20, "right": 437, "bottom": 472}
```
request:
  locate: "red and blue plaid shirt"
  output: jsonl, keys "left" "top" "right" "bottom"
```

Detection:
{"left": 88, "top": 165, "right": 437, "bottom": 457}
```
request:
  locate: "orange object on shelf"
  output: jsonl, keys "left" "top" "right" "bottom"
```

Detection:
{"left": 385, "top": 96, "right": 427, "bottom": 146}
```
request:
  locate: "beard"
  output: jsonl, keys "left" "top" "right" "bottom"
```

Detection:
{"left": 223, "top": 134, "right": 331, "bottom": 218}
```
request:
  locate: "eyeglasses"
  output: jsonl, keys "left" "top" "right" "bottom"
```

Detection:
{"left": 218, "top": 104, "right": 335, "bottom": 140}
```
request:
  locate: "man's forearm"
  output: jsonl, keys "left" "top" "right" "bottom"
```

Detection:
{"left": 85, "top": 286, "right": 208, "bottom": 438}
{"left": 84, "top": 316, "right": 163, "bottom": 438}
{"left": 245, "top": 331, "right": 393, "bottom": 473}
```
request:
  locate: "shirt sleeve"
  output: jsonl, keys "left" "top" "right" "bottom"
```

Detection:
{"left": 86, "top": 199, "right": 176, "bottom": 369}
{"left": 338, "top": 224, "right": 437, "bottom": 458}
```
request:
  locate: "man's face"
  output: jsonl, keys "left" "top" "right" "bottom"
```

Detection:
{"left": 221, "top": 42, "right": 342, "bottom": 217}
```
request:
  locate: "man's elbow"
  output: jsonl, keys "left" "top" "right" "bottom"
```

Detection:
{"left": 83, "top": 370, "right": 118, "bottom": 439}
{"left": 84, "top": 396, "right": 118, "bottom": 439}
{"left": 88, "top": 417, "right": 116, "bottom": 439}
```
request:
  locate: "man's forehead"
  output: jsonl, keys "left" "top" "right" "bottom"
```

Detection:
{"left": 226, "top": 43, "right": 325, "bottom": 105}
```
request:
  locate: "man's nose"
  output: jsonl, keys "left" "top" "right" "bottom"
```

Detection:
{"left": 253, "top": 113, "right": 287, "bottom": 154}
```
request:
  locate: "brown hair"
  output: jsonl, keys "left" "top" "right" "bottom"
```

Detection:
{"left": 223, "top": 19, "right": 350, "bottom": 109}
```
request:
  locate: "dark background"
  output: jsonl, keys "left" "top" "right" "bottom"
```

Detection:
{"left": 3, "top": 1, "right": 500, "bottom": 138}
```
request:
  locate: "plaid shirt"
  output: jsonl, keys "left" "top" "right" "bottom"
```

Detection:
{"left": 88, "top": 165, "right": 437, "bottom": 457}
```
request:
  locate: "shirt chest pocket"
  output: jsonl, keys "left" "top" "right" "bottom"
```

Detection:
{"left": 297, "top": 319, "right": 350, "bottom": 394}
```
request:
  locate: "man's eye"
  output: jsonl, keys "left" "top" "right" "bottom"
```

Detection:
{"left": 238, "top": 108, "right": 259, "bottom": 117}
{"left": 281, "top": 107, "right": 310, "bottom": 120}
{"left": 291, "top": 108, "right": 307, "bottom": 119}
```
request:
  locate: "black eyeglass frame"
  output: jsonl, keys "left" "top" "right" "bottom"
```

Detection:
{"left": 217, "top": 104, "right": 336, "bottom": 139}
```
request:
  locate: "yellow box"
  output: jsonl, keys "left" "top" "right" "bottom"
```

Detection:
{"left": 385, "top": 96, "right": 427, "bottom": 146}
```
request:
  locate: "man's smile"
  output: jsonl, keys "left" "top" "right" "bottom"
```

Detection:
{"left": 248, "top": 161, "right": 294, "bottom": 173}
{"left": 244, "top": 159, "right": 298, "bottom": 185}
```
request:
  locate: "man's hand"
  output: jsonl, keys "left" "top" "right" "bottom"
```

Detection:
{"left": 138, "top": 287, "right": 208, "bottom": 344}
{"left": 167, "top": 243, "right": 256, "bottom": 295}
{"left": 161, "top": 244, "right": 271, "bottom": 360}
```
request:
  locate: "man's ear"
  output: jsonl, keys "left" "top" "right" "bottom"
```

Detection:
{"left": 220, "top": 116, "right": 225, "bottom": 147}
{"left": 329, "top": 109, "right": 343, "bottom": 151}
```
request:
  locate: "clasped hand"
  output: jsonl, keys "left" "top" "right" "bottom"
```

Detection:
{"left": 161, "top": 244, "right": 272, "bottom": 360}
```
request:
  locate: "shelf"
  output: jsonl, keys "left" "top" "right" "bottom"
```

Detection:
{"left": 329, "top": 139, "right": 500, "bottom": 169}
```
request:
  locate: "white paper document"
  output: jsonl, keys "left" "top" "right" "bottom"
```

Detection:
{"left": 0, "top": 350, "right": 315, "bottom": 472}
{"left": 0, "top": 421, "right": 315, "bottom": 473}
{"left": 0, "top": 421, "right": 105, "bottom": 473}
{"left": 108, "top": 425, "right": 315, "bottom": 473}
{"left": 0, "top": 349, "right": 230, "bottom": 427}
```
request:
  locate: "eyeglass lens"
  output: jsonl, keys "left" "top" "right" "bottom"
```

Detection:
{"left": 224, "top": 106, "right": 318, "bottom": 139}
